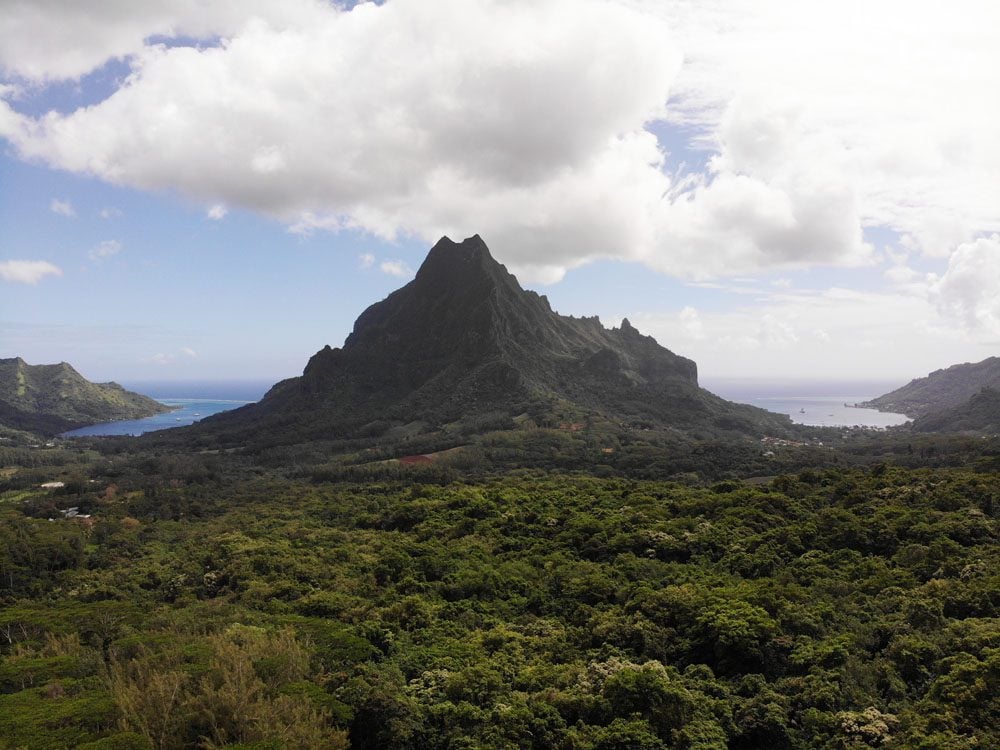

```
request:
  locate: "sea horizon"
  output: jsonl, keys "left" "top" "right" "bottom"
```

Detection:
{"left": 703, "top": 377, "right": 910, "bottom": 428}
{"left": 119, "top": 379, "right": 276, "bottom": 402}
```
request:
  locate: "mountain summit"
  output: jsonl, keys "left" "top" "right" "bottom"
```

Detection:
{"left": 197, "top": 236, "right": 786, "bottom": 446}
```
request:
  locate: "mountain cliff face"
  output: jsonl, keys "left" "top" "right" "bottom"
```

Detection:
{"left": 863, "top": 357, "right": 1000, "bottom": 419}
{"left": 198, "top": 235, "right": 788, "bottom": 445}
{"left": 0, "top": 357, "right": 169, "bottom": 435}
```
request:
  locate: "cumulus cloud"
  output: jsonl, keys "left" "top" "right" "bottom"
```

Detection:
{"left": 0, "top": 259, "right": 63, "bottom": 284}
{"left": 379, "top": 260, "right": 413, "bottom": 278}
{"left": 98, "top": 206, "right": 123, "bottom": 220}
{"left": 644, "top": 0, "right": 1000, "bottom": 257}
{"left": 0, "top": 0, "right": 326, "bottom": 82}
{"left": 49, "top": 198, "right": 75, "bottom": 217}
{"left": 88, "top": 239, "right": 122, "bottom": 262}
{"left": 0, "top": 0, "right": 997, "bottom": 283}
{"left": 206, "top": 204, "right": 228, "bottom": 220}
{"left": 0, "top": 0, "right": 685, "bottom": 281}
{"left": 931, "top": 235, "right": 1000, "bottom": 340}
{"left": 358, "top": 253, "right": 375, "bottom": 269}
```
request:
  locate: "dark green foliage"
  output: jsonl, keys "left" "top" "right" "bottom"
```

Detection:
{"left": 0, "top": 444, "right": 997, "bottom": 747}
{"left": 913, "top": 386, "right": 1000, "bottom": 434}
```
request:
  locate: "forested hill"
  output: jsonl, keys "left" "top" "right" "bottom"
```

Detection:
{"left": 189, "top": 235, "right": 790, "bottom": 449}
{"left": 864, "top": 356, "right": 1000, "bottom": 418}
{"left": 912, "top": 386, "right": 1000, "bottom": 434}
{"left": 0, "top": 357, "right": 168, "bottom": 435}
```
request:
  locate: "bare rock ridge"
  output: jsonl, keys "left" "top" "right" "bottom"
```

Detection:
{"left": 195, "top": 235, "right": 788, "bottom": 445}
{"left": 0, "top": 357, "right": 169, "bottom": 435}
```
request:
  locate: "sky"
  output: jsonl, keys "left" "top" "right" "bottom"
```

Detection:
{"left": 2, "top": 0, "right": 999, "bottom": 388}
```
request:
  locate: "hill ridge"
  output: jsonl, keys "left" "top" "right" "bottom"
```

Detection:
{"left": 864, "top": 356, "right": 1000, "bottom": 418}
{"left": 0, "top": 357, "right": 169, "bottom": 435}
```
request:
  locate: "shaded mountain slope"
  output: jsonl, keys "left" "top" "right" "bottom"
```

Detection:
{"left": 0, "top": 357, "right": 168, "bottom": 435}
{"left": 863, "top": 357, "right": 1000, "bottom": 418}
{"left": 193, "top": 235, "right": 790, "bottom": 447}
{"left": 911, "top": 387, "right": 1000, "bottom": 434}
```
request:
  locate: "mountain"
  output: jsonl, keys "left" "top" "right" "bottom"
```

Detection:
{"left": 910, "top": 386, "right": 1000, "bottom": 434}
{"left": 0, "top": 357, "right": 169, "bottom": 435}
{"left": 862, "top": 357, "right": 1000, "bottom": 418}
{"left": 194, "top": 235, "right": 789, "bottom": 448}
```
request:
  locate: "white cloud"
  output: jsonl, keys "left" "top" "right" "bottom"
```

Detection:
{"left": 206, "top": 204, "right": 228, "bottom": 220}
{"left": 633, "top": 285, "right": 995, "bottom": 381}
{"left": 678, "top": 306, "right": 705, "bottom": 340}
{"left": 0, "top": 0, "right": 997, "bottom": 284}
{"left": 0, "top": 259, "right": 63, "bottom": 284}
{"left": 88, "top": 239, "right": 122, "bottom": 262}
{"left": 931, "top": 234, "right": 1000, "bottom": 340}
{"left": 641, "top": 0, "right": 1000, "bottom": 258}
{"left": 0, "top": 0, "right": 327, "bottom": 82}
{"left": 358, "top": 253, "right": 375, "bottom": 269}
{"left": 148, "top": 346, "right": 198, "bottom": 365}
{"left": 758, "top": 313, "right": 798, "bottom": 348}
{"left": 0, "top": 0, "right": 686, "bottom": 282}
{"left": 49, "top": 198, "right": 75, "bottom": 217}
{"left": 98, "top": 206, "right": 122, "bottom": 219}
{"left": 379, "top": 260, "right": 412, "bottom": 278}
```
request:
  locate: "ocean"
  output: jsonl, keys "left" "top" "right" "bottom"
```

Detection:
{"left": 703, "top": 378, "right": 911, "bottom": 428}
{"left": 59, "top": 378, "right": 911, "bottom": 437}
{"left": 60, "top": 380, "right": 274, "bottom": 437}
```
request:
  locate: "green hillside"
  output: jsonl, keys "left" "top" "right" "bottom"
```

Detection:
{"left": 913, "top": 386, "right": 1000, "bottom": 434}
{"left": 0, "top": 357, "right": 169, "bottom": 435}
{"left": 863, "top": 357, "right": 1000, "bottom": 418}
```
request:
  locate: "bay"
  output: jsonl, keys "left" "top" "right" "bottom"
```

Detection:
{"left": 704, "top": 378, "right": 911, "bottom": 428}
{"left": 61, "top": 398, "right": 251, "bottom": 437}
{"left": 60, "top": 380, "right": 273, "bottom": 437}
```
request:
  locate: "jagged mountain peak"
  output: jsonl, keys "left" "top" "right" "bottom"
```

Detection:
{"left": 192, "top": 236, "right": 788, "bottom": 445}
{"left": 411, "top": 234, "right": 523, "bottom": 301}
{"left": 343, "top": 235, "right": 544, "bottom": 354}
{"left": 417, "top": 234, "right": 493, "bottom": 276}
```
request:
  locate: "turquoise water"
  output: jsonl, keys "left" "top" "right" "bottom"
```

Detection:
{"left": 61, "top": 398, "right": 251, "bottom": 437}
